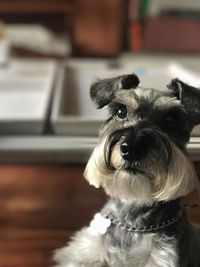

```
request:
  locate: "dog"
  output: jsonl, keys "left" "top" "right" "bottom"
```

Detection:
{"left": 54, "top": 74, "right": 200, "bottom": 267}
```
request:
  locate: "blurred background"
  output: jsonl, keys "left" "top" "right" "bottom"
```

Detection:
{"left": 0, "top": 0, "right": 200, "bottom": 266}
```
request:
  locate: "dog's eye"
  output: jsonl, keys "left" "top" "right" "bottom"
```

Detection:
{"left": 116, "top": 105, "right": 127, "bottom": 120}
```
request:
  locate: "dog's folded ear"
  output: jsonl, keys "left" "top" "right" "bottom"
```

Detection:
{"left": 90, "top": 74, "right": 140, "bottom": 109}
{"left": 167, "top": 78, "right": 200, "bottom": 126}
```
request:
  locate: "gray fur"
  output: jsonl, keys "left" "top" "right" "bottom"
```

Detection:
{"left": 168, "top": 78, "right": 200, "bottom": 126}
{"left": 54, "top": 75, "right": 200, "bottom": 267}
{"left": 90, "top": 74, "right": 140, "bottom": 108}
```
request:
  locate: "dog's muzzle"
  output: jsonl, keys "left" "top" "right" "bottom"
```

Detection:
{"left": 120, "top": 130, "right": 151, "bottom": 162}
{"left": 105, "top": 126, "right": 172, "bottom": 170}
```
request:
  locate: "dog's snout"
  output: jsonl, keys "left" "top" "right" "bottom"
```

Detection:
{"left": 109, "top": 126, "right": 171, "bottom": 167}
{"left": 120, "top": 131, "right": 151, "bottom": 162}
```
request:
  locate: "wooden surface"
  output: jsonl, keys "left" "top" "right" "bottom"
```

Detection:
{"left": 0, "top": 0, "right": 72, "bottom": 14}
{"left": 0, "top": 164, "right": 106, "bottom": 267}
{"left": 73, "top": 0, "right": 125, "bottom": 56}
{"left": 0, "top": 163, "right": 199, "bottom": 267}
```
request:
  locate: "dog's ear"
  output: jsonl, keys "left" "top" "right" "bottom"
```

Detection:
{"left": 90, "top": 74, "right": 140, "bottom": 109}
{"left": 167, "top": 78, "right": 200, "bottom": 126}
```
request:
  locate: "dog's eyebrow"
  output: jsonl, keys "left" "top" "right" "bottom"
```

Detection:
{"left": 114, "top": 89, "right": 139, "bottom": 109}
{"left": 153, "top": 96, "right": 181, "bottom": 109}
{"left": 109, "top": 101, "right": 126, "bottom": 108}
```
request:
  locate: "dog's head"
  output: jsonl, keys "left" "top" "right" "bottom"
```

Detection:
{"left": 84, "top": 74, "right": 200, "bottom": 203}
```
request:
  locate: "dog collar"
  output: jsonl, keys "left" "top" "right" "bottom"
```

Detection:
{"left": 104, "top": 208, "right": 184, "bottom": 233}
{"left": 89, "top": 200, "right": 185, "bottom": 236}
{"left": 89, "top": 213, "right": 111, "bottom": 236}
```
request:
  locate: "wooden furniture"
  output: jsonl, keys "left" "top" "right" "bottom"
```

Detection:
{"left": 0, "top": 164, "right": 106, "bottom": 267}
{"left": 73, "top": 0, "right": 125, "bottom": 56}
{"left": 0, "top": 0, "right": 125, "bottom": 57}
{"left": 0, "top": 163, "right": 199, "bottom": 267}
{"left": 0, "top": 0, "right": 72, "bottom": 14}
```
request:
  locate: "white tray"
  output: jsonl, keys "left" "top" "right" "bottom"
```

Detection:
{"left": 51, "top": 59, "right": 124, "bottom": 136}
{"left": 51, "top": 58, "right": 200, "bottom": 136}
{"left": 0, "top": 59, "right": 57, "bottom": 134}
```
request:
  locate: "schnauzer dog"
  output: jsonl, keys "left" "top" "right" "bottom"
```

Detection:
{"left": 54, "top": 74, "right": 200, "bottom": 267}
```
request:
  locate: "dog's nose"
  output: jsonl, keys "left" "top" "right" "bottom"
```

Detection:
{"left": 120, "top": 142, "right": 129, "bottom": 160}
{"left": 120, "top": 136, "right": 149, "bottom": 162}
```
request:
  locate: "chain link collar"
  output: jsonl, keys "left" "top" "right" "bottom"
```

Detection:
{"left": 104, "top": 208, "right": 184, "bottom": 233}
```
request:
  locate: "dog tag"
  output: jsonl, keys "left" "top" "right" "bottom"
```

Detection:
{"left": 89, "top": 213, "right": 111, "bottom": 236}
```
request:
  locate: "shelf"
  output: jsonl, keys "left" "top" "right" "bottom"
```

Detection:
{"left": 0, "top": 136, "right": 95, "bottom": 163}
{"left": 0, "top": 136, "right": 199, "bottom": 163}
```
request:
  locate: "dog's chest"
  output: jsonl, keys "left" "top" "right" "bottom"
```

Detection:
{"left": 104, "top": 226, "right": 178, "bottom": 267}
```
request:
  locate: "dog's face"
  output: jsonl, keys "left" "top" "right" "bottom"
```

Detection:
{"left": 84, "top": 74, "right": 200, "bottom": 203}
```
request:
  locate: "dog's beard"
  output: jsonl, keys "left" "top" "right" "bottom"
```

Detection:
{"left": 84, "top": 131, "right": 197, "bottom": 203}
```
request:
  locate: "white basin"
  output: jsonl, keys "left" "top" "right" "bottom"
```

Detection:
{"left": 51, "top": 58, "right": 200, "bottom": 136}
{"left": 0, "top": 59, "right": 56, "bottom": 134}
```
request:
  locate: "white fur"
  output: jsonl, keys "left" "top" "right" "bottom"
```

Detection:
{"left": 84, "top": 138, "right": 108, "bottom": 188}
{"left": 55, "top": 227, "right": 178, "bottom": 267}
{"left": 54, "top": 227, "right": 108, "bottom": 267}
{"left": 84, "top": 135, "right": 196, "bottom": 203}
{"left": 153, "top": 142, "right": 196, "bottom": 201}
{"left": 145, "top": 235, "right": 178, "bottom": 267}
